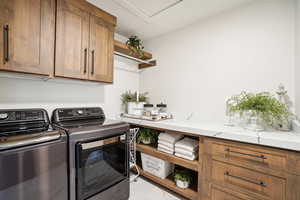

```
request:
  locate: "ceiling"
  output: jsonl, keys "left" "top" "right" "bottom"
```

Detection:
{"left": 88, "top": 0, "right": 254, "bottom": 40}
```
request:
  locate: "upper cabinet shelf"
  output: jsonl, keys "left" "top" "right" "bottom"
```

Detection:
{"left": 114, "top": 40, "right": 157, "bottom": 69}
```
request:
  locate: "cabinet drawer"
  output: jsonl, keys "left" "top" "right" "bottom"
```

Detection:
{"left": 207, "top": 140, "right": 287, "bottom": 172}
{"left": 212, "top": 160, "right": 286, "bottom": 200}
{"left": 211, "top": 187, "right": 256, "bottom": 200}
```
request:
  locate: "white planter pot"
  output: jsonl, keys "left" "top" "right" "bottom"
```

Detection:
{"left": 142, "top": 138, "right": 151, "bottom": 145}
{"left": 127, "top": 102, "right": 145, "bottom": 116}
{"left": 175, "top": 180, "right": 189, "bottom": 189}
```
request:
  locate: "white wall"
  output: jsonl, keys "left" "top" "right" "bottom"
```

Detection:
{"left": 0, "top": 34, "right": 139, "bottom": 119}
{"left": 296, "top": 0, "right": 300, "bottom": 117}
{"left": 140, "top": 0, "right": 296, "bottom": 122}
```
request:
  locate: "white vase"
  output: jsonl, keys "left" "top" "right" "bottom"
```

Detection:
{"left": 127, "top": 102, "right": 145, "bottom": 116}
{"left": 176, "top": 180, "right": 189, "bottom": 189}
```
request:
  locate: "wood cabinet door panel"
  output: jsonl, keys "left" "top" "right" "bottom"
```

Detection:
{"left": 211, "top": 160, "right": 286, "bottom": 200}
{"left": 287, "top": 153, "right": 300, "bottom": 175}
{"left": 55, "top": 0, "right": 89, "bottom": 79}
{"left": 89, "top": 16, "right": 114, "bottom": 83}
{"left": 0, "top": 0, "right": 55, "bottom": 75}
{"left": 211, "top": 187, "right": 256, "bottom": 200}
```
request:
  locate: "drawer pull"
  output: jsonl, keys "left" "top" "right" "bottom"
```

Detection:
{"left": 3, "top": 24, "right": 9, "bottom": 64}
{"left": 83, "top": 48, "right": 87, "bottom": 74}
{"left": 224, "top": 171, "right": 267, "bottom": 187}
{"left": 91, "top": 50, "right": 95, "bottom": 75}
{"left": 225, "top": 148, "right": 267, "bottom": 160}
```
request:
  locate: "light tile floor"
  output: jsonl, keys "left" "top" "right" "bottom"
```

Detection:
{"left": 129, "top": 177, "right": 186, "bottom": 200}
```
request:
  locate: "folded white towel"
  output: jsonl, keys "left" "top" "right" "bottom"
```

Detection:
{"left": 158, "top": 133, "right": 183, "bottom": 144}
{"left": 175, "top": 152, "right": 198, "bottom": 161}
{"left": 158, "top": 143, "right": 174, "bottom": 152}
{"left": 158, "top": 146, "right": 174, "bottom": 155}
{"left": 175, "top": 147, "right": 198, "bottom": 157}
{"left": 158, "top": 138, "right": 177, "bottom": 145}
{"left": 158, "top": 140, "right": 174, "bottom": 149}
{"left": 175, "top": 138, "right": 198, "bottom": 152}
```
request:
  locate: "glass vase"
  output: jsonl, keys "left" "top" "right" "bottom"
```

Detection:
{"left": 245, "top": 110, "right": 265, "bottom": 132}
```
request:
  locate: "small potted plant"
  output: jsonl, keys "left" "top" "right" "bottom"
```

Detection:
{"left": 137, "top": 128, "right": 158, "bottom": 145}
{"left": 126, "top": 36, "right": 145, "bottom": 58}
{"left": 227, "top": 91, "right": 298, "bottom": 131}
{"left": 121, "top": 90, "right": 149, "bottom": 116}
{"left": 174, "top": 170, "right": 191, "bottom": 189}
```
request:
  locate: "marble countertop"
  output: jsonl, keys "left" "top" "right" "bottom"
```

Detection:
{"left": 119, "top": 117, "right": 300, "bottom": 152}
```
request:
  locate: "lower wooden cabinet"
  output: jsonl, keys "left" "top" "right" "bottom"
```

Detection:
{"left": 203, "top": 138, "right": 300, "bottom": 200}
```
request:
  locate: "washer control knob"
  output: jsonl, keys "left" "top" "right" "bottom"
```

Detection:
{"left": 0, "top": 113, "right": 8, "bottom": 120}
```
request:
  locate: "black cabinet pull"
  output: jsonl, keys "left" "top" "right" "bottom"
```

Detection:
{"left": 83, "top": 48, "right": 87, "bottom": 74}
{"left": 91, "top": 50, "right": 95, "bottom": 75}
{"left": 224, "top": 171, "right": 266, "bottom": 187}
{"left": 3, "top": 24, "right": 9, "bottom": 64}
{"left": 225, "top": 148, "right": 267, "bottom": 160}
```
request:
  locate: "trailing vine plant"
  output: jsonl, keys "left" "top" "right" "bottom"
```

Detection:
{"left": 126, "top": 35, "right": 145, "bottom": 58}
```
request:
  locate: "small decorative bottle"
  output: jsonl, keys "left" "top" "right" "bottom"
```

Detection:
{"left": 276, "top": 84, "right": 292, "bottom": 131}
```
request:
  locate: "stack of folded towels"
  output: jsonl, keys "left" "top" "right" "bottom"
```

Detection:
{"left": 175, "top": 138, "right": 199, "bottom": 161}
{"left": 157, "top": 132, "right": 183, "bottom": 155}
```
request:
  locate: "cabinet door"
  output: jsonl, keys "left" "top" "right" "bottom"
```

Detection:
{"left": 89, "top": 15, "right": 114, "bottom": 83}
{"left": 55, "top": 0, "right": 90, "bottom": 80}
{"left": 0, "top": 0, "right": 55, "bottom": 75}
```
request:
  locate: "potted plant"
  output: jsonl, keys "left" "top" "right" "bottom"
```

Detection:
{"left": 137, "top": 128, "right": 158, "bottom": 145}
{"left": 126, "top": 36, "right": 145, "bottom": 58}
{"left": 174, "top": 170, "right": 191, "bottom": 189}
{"left": 121, "top": 91, "right": 149, "bottom": 116}
{"left": 227, "top": 91, "right": 297, "bottom": 131}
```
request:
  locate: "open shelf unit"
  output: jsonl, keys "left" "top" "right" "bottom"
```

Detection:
{"left": 114, "top": 40, "right": 157, "bottom": 69}
{"left": 132, "top": 166, "right": 198, "bottom": 200}
{"left": 131, "top": 124, "right": 202, "bottom": 200}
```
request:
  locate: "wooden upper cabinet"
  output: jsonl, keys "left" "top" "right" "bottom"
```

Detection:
{"left": 0, "top": 0, "right": 55, "bottom": 75}
{"left": 55, "top": 0, "right": 116, "bottom": 83}
{"left": 89, "top": 15, "right": 114, "bottom": 83}
{"left": 55, "top": 0, "right": 90, "bottom": 80}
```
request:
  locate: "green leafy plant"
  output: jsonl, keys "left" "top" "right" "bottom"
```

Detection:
{"left": 228, "top": 91, "right": 297, "bottom": 127}
{"left": 126, "top": 36, "right": 144, "bottom": 58}
{"left": 137, "top": 128, "right": 159, "bottom": 144}
{"left": 174, "top": 170, "right": 192, "bottom": 183}
{"left": 121, "top": 90, "right": 149, "bottom": 105}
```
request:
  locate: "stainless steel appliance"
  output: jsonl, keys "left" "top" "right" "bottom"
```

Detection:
{"left": 0, "top": 109, "right": 68, "bottom": 200}
{"left": 52, "top": 107, "right": 130, "bottom": 200}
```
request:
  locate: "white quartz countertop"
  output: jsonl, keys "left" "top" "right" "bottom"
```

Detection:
{"left": 119, "top": 117, "right": 300, "bottom": 152}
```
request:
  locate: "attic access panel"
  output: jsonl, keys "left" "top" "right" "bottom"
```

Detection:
{"left": 113, "top": 0, "right": 183, "bottom": 22}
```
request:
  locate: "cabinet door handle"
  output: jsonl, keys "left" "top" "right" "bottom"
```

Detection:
{"left": 91, "top": 50, "right": 95, "bottom": 75}
{"left": 224, "top": 171, "right": 267, "bottom": 187}
{"left": 225, "top": 148, "right": 267, "bottom": 160}
{"left": 3, "top": 24, "right": 9, "bottom": 64}
{"left": 83, "top": 48, "right": 87, "bottom": 74}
